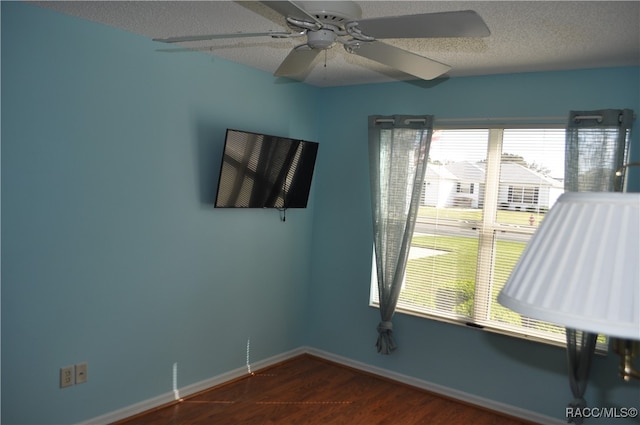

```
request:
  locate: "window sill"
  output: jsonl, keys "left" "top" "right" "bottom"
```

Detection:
{"left": 369, "top": 301, "right": 609, "bottom": 355}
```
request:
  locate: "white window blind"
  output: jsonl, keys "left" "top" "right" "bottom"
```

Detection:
{"left": 371, "top": 126, "right": 607, "bottom": 349}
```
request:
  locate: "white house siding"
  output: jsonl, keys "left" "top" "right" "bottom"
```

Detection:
{"left": 423, "top": 179, "right": 455, "bottom": 208}
{"left": 422, "top": 161, "right": 563, "bottom": 212}
{"left": 422, "top": 165, "right": 457, "bottom": 208}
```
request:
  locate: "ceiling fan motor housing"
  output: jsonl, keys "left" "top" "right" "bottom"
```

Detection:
{"left": 301, "top": 1, "right": 362, "bottom": 25}
{"left": 295, "top": 1, "right": 364, "bottom": 50}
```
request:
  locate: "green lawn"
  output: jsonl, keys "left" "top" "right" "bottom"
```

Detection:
{"left": 418, "top": 206, "right": 546, "bottom": 226}
{"left": 398, "top": 206, "right": 599, "bottom": 344}
{"left": 400, "top": 218, "right": 562, "bottom": 336}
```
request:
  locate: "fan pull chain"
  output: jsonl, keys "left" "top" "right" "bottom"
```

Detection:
{"left": 323, "top": 50, "right": 328, "bottom": 80}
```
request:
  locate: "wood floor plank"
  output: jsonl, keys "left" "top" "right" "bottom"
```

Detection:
{"left": 114, "top": 354, "right": 539, "bottom": 425}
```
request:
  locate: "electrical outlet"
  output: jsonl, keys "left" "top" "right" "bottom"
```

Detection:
{"left": 75, "top": 362, "right": 88, "bottom": 385}
{"left": 60, "top": 366, "right": 74, "bottom": 388}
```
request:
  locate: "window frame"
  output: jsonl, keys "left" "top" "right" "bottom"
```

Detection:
{"left": 369, "top": 121, "right": 608, "bottom": 352}
{"left": 507, "top": 186, "right": 540, "bottom": 205}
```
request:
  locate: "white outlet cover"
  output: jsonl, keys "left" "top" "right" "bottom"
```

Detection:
{"left": 60, "top": 366, "right": 74, "bottom": 388}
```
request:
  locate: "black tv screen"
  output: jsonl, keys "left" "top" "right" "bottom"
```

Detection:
{"left": 215, "top": 129, "right": 319, "bottom": 208}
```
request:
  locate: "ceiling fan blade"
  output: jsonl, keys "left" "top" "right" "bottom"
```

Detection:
{"left": 356, "top": 10, "right": 490, "bottom": 39}
{"left": 153, "top": 31, "right": 292, "bottom": 43}
{"left": 353, "top": 41, "right": 451, "bottom": 80}
{"left": 274, "top": 46, "right": 321, "bottom": 77}
{"left": 260, "top": 1, "right": 322, "bottom": 27}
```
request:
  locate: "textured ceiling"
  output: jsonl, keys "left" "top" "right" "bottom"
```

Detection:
{"left": 32, "top": 1, "right": 640, "bottom": 87}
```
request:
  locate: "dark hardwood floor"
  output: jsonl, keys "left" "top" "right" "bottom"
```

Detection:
{"left": 114, "top": 354, "right": 538, "bottom": 425}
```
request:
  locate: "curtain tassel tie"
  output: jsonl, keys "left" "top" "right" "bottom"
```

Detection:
{"left": 376, "top": 321, "right": 397, "bottom": 355}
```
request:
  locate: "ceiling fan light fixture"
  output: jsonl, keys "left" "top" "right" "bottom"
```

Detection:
{"left": 307, "top": 29, "right": 337, "bottom": 50}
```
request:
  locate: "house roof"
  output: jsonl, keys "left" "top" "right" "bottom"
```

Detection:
{"left": 430, "top": 161, "right": 563, "bottom": 188}
{"left": 442, "top": 161, "right": 486, "bottom": 183}
{"left": 425, "top": 164, "right": 457, "bottom": 181}
{"left": 498, "top": 163, "right": 563, "bottom": 188}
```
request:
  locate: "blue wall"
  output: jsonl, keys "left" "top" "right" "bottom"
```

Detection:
{"left": 308, "top": 67, "right": 640, "bottom": 423}
{"left": 2, "top": 2, "right": 639, "bottom": 424}
{"left": 2, "top": 3, "right": 319, "bottom": 423}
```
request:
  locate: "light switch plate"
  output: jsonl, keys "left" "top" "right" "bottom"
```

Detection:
{"left": 75, "top": 362, "right": 88, "bottom": 385}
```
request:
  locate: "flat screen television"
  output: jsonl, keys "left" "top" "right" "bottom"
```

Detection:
{"left": 215, "top": 129, "right": 319, "bottom": 208}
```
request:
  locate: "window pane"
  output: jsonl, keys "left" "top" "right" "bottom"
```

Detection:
{"left": 489, "top": 129, "right": 566, "bottom": 342}
{"left": 496, "top": 129, "right": 565, "bottom": 221}
{"left": 399, "top": 130, "right": 488, "bottom": 319}
{"left": 400, "top": 231, "right": 479, "bottom": 319}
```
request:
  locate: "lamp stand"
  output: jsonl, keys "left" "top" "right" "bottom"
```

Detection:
{"left": 613, "top": 338, "right": 640, "bottom": 381}
{"left": 612, "top": 162, "right": 640, "bottom": 382}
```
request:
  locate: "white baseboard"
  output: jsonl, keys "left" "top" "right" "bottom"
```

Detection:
{"left": 79, "top": 347, "right": 306, "bottom": 425}
{"left": 81, "top": 345, "right": 563, "bottom": 425}
{"left": 304, "top": 346, "right": 565, "bottom": 425}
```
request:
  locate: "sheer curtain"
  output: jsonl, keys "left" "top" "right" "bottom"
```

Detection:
{"left": 368, "top": 115, "right": 433, "bottom": 354}
{"left": 564, "top": 109, "right": 634, "bottom": 423}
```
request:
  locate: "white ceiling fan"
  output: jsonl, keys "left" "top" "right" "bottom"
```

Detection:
{"left": 153, "top": 1, "right": 490, "bottom": 81}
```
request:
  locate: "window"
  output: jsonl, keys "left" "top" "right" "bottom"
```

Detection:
{"left": 456, "top": 182, "right": 474, "bottom": 194}
{"left": 371, "top": 126, "right": 605, "bottom": 349}
{"left": 507, "top": 186, "right": 539, "bottom": 205}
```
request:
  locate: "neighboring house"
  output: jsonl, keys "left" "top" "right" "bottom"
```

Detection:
{"left": 421, "top": 164, "right": 458, "bottom": 208}
{"left": 438, "top": 161, "right": 487, "bottom": 209}
{"left": 497, "top": 162, "right": 564, "bottom": 212}
{"left": 422, "top": 161, "right": 564, "bottom": 212}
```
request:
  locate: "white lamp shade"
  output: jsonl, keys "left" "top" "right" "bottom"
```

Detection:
{"left": 498, "top": 192, "right": 640, "bottom": 340}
